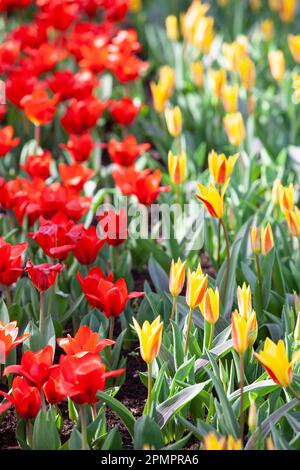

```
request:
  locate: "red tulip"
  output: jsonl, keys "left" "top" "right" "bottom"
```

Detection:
{"left": 0, "top": 377, "right": 42, "bottom": 419}
{"left": 0, "top": 177, "right": 11, "bottom": 210}
{"left": 79, "top": 39, "right": 110, "bottom": 73}
{"left": 42, "top": 366, "right": 65, "bottom": 404}
{"left": 110, "top": 55, "right": 148, "bottom": 83}
{"left": 39, "top": 182, "right": 91, "bottom": 221}
{"left": 59, "top": 353, "right": 124, "bottom": 404}
{"left": 0, "top": 321, "right": 29, "bottom": 360}
{"left": 48, "top": 70, "right": 77, "bottom": 102}
{"left": 6, "top": 177, "right": 44, "bottom": 226}
{"left": 77, "top": 267, "right": 144, "bottom": 318}
{"left": 20, "top": 85, "right": 59, "bottom": 126}
{"left": 11, "top": 22, "right": 48, "bottom": 49}
{"left": 24, "top": 43, "right": 67, "bottom": 75}
{"left": 59, "top": 163, "right": 95, "bottom": 191}
{"left": 57, "top": 325, "right": 114, "bottom": 355}
{"left": 60, "top": 133, "right": 94, "bottom": 163}
{"left": 107, "top": 135, "right": 150, "bottom": 167}
{"left": 48, "top": 69, "right": 98, "bottom": 102}
{"left": 68, "top": 224, "right": 106, "bottom": 265}
{"left": 25, "top": 260, "right": 63, "bottom": 292}
{"left": 4, "top": 345, "right": 54, "bottom": 388}
{"left": 37, "top": 0, "right": 79, "bottom": 31}
{"left": 61, "top": 97, "right": 107, "bottom": 134}
{"left": 109, "top": 97, "right": 140, "bottom": 125}
{"left": 0, "top": 126, "right": 20, "bottom": 157}
{"left": 98, "top": 209, "right": 128, "bottom": 246}
{"left": 0, "top": 40, "right": 20, "bottom": 73}
{"left": 5, "top": 69, "right": 37, "bottom": 108}
{"left": 104, "top": 0, "right": 129, "bottom": 22}
{"left": 0, "top": 238, "right": 27, "bottom": 286}
{"left": 20, "top": 151, "right": 52, "bottom": 180}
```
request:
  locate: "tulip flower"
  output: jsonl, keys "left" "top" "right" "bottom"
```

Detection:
{"left": 238, "top": 56, "right": 256, "bottom": 90}
{"left": 223, "top": 112, "right": 246, "bottom": 147}
{"left": 4, "top": 345, "right": 53, "bottom": 388}
{"left": 0, "top": 321, "right": 29, "bottom": 361}
{"left": 195, "top": 181, "right": 228, "bottom": 219}
{"left": 237, "top": 283, "right": 252, "bottom": 319}
{"left": 42, "top": 367, "right": 65, "bottom": 405}
{"left": 168, "top": 151, "right": 186, "bottom": 185}
{"left": 0, "top": 376, "right": 41, "bottom": 420}
{"left": 57, "top": 325, "right": 114, "bottom": 356}
{"left": 61, "top": 97, "right": 107, "bottom": 134}
{"left": 223, "top": 38, "right": 248, "bottom": 72}
{"left": 190, "top": 61, "right": 203, "bottom": 87}
{"left": 279, "top": 0, "right": 297, "bottom": 22}
{"left": 248, "top": 395, "right": 257, "bottom": 434}
{"left": 165, "top": 106, "right": 182, "bottom": 137}
{"left": 200, "top": 287, "right": 219, "bottom": 350}
{"left": 288, "top": 35, "right": 300, "bottom": 63}
{"left": 132, "top": 316, "right": 163, "bottom": 414}
{"left": 279, "top": 183, "right": 294, "bottom": 212}
{"left": 21, "top": 85, "right": 59, "bottom": 129}
{"left": 221, "top": 84, "right": 239, "bottom": 113}
{"left": 21, "top": 151, "right": 52, "bottom": 180}
{"left": 261, "top": 19, "right": 274, "bottom": 41}
{"left": 69, "top": 225, "right": 106, "bottom": 265}
{"left": 285, "top": 207, "right": 300, "bottom": 238}
{"left": 98, "top": 209, "right": 128, "bottom": 246}
{"left": 261, "top": 223, "right": 274, "bottom": 256}
{"left": 166, "top": 15, "right": 179, "bottom": 41}
{"left": 25, "top": 260, "right": 63, "bottom": 292}
{"left": 0, "top": 126, "right": 20, "bottom": 157}
{"left": 209, "top": 68, "right": 227, "bottom": 99}
{"left": 150, "top": 65, "right": 175, "bottom": 113}
{"left": 169, "top": 258, "right": 186, "bottom": 324}
{"left": 107, "top": 136, "right": 150, "bottom": 167}
{"left": 0, "top": 238, "right": 27, "bottom": 306}
{"left": 60, "top": 133, "right": 94, "bottom": 163}
{"left": 191, "top": 16, "right": 214, "bottom": 54}
{"left": 208, "top": 151, "right": 239, "bottom": 187}
{"left": 109, "top": 97, "right": 140, "bottom": 126}
{"left": 58, "top": 163, "right": 95, "bottom": 191}
{"left": 268, "top": 50, "right": 285, "bottom": 82}
{"left": 203, "top": 432, "right": 226, "bottom": 450}
{"left": 250, "top": 226, "right": 260, "bottom": 254}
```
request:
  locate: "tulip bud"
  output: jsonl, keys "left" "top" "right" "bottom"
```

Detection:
{"left": 238, "top": 56, "right": 256, "bottom": 90}
{"left": 169, "top": 258, "right": 186, "bottom": 298}
{"left": 266, "top": 437, "right": 275, "bottom": 450}
{"left": 279, "top": 183, "right": 294, "bottom": 212}
{"left": 285, "top": 206, "right": 300, "bottom": 238}
{"left": 272, "top": 179, "right": 282, "bottom": 206}
{"left": 196, "top": 181, "right": 229, "bottom": 218}
{"left": 231, "top": 310, "right": 251, "bottom": 354}
{"left": 168, "top": 151, "right": 186, "bottom": 185}
{"left": 208, "top": 150, "right": 239, "bottom": 187}
{"left": 268, "top": 50, "right": 285, "bottom": 82}
{"left": 261, "top": 223, "right": 274, "bottom": 256}
{"left": 294, "top": 312, "right": 300, "bottom": 343}
{"left": 132, "top": 316, "right": 164, "bottom": 364}
{"left": 166, "top": 15, "right": 179, "bottom": 41}
{"left": 223, "top": 112, "right": 246, "bottom": 147}
{"left": 254, "top": 338, "right": 293, "bottom": 388}
{"left": 200, "top": 288, "right": 219, "bottom": 325}
{"left": 129, "top": 0, "right": 142, "bottom": 12}
{"left": 250, "top": 0, "right": 261, "bottom": 11}
{"left": 279, "top": 0, "right": 297, "bottom": 23}
{"left": 261, "top": 19, "right": 274, "bottom": 41}
{"left": 288, "top": 35, "right": 300, "bottom": 63}
{"left": 186, "top": 264, "right": 208, "bottom": 309}
{"left": 251, "top": 226, "right": 260, "bottom": 254}
{"left": 221, "top": 84, "right": 239, "bottom": 113}
{"left": 209, "top": 68, "right": 227, "bottom": 99}
{"left": 190, "top": 61, "right": 203, "bottom": 87}
{"left": 165, "top": 106, "right": 182, "bottom": 137}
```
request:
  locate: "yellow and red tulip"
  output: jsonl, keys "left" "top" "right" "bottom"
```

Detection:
{"left": 169, "top": 258, "right": 186, "bottom": 298}
{"left": 186, "top": 264, "right": 208, "bottom": 309}
{"left": 279, "top": 0, "right": 297, "bottom": 22}
{"left": 223, "top": 112, "right": 246, "bottom": 147}
{"left": 254, "top": 338, "right": 295, "bottom": 387}
{"left": 284, "top": 206, "right": 300, "bottom": 238}
{"left": 261, "top": 223, "right": 274, "bottom": 256}
{"left": 195, "top": 181, "right": 229, "bottom": 218}
{"left": 221, "top": 84, "right": 239, "bottom": 113}
{"left": 165, "top": 106, "right": 182, "bottom": 137}
{"left": 208, "top": 150, "right": 239, "bottom": 186}
{"left": 168, "top": 151, "right": 186, "bottom": 185}
{"left": 200, "top": 287, "right": 219, "bottom": 325}
{"left": 288, "top": 34, "right": 300, "bottom": 63}
{"left": 238, "top": 56, "right": 256, "bottom": 90}
{"left": 250, "top": 226, "right": 261, "bottom": 254}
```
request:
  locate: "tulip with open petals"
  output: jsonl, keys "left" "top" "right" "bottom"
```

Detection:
{"left": 132, "top": 316, "right": 163, "bottom": 365}
{"left": 208, "top": 151, "right": 238, "bottom": 187}
{"left": 196, "top": 181, "right": 229, "bottom": 218}
{"left": 57, "top": 325, "right": 114, "bottom": 356}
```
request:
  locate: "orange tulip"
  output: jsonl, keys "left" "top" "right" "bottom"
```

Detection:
{"left": 261, "top": 224, "right": 274, "bottom": 256}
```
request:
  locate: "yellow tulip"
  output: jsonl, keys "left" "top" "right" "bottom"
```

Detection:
{"left": 200, "top": 287, "right": 219, "bottom": 324}
{"left": 237, "top": 283, "right": 252, "bottom": 319}
{"left": 132, "top": 316, "right": 163, "bottom": 364}
{"left": 279, "top": 183, "right": 294, "bottom": 211}
{"left": 250, "top": 226, "right": 261, "bottom": 254}
{"left": 129, "top": 0, "right": 142, "bottom": 12}
{"left": 292, "top": 74, "right": 300, "bottom": 103}
{"left": 159, "top": 65, "right": 175, "bottom": 90}
{"left": 288, "top": 35, "right": 300, "bottom": 63}
{"left": 192, "top": 16, "right": 214, "bottom": 54}
{"left": 227, "top": 435, "right": 243, "bottom": 450}
{"left": 150, "top": 82, "right": 170, "bottom": 113}
{"left": 223, "top": 38, "right": 248, "bottom": 72}
{"left": 231, "top": 310, "right": 251, "bottom": 354}
{"left": 294, "top": 312, "right": 300, "bottom": 342}
{"left": 221, "top": 84, "right": 239, "bottom": 113}
{"left": 166, "top": 15, "right": 179, "bottom": 41}
{"left": 238, "top": 56, "right": 256, "bottom": 90}
{"left": 208, "top": 150, "right": 239, "bottom": 186}
{"left": 186, "top": 264, "right": 208, "bottom": 309}
{"left": 254, "top": 338, "right": 294, "bottom": 387}
{"left": 261, "top": 223, "right": 274, "bottom": 256}
{"left": 284, "top": 206, "right": 300, "bottom": 237}
{"left": 168, "top": 151, "right": 186, "bottom": 185}
{"left": 165, "top": 106, "right": 182, "bottom": 137}
{"left": 223, "top": 112, "right": 246, "bottom": 147}
{"left": 279, "top": 0, "right": 297, "bottom": 22}
{"left": 261, "top": 19, "right": 274, "bottom": 41}
{"left": 272, "top": 178, "right": 282, "bottom": 206}
{"left": 268, "top": 50, "right": 285, "bottom": 82}
{"left": 190, "top": 61, "right": 203, "bottom": 87}
{"left": 169, "top": 258, "right": 186, "bottom": 298}
{"left": 195, "top": 181, "right": 229, "bottom": 218}
{"left": 183, "top": 0, "right": 210, "bottom": 42}
{"left": 203, "top": 432, "right": 226, "bottom": 450}
{"left": 250, "top": 0, "right": 261, "bottom": 11}
{"left": 209, "top": 68, "right": 227, "bottom": 99}
{"left": 269, "top": 0, "right": 280, "bottom": 10}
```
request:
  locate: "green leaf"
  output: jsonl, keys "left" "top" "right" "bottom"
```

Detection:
{"left": 148, "top": 255, "right": 169, "bottom": 293}
{"left": 59, "top": 294, "right": 85, "bottom": 322}
{"left": 0, "top": 299, "right": 9, "bottom": 323}
{"left": 32, "top": 409, "right": 61, "bottom": 450}
{"left": 134, "top": 415, "right": 164, "bottom": 450}
{"left": 102, "top": 427, "right": 122, "bottom": 450}
{"left": 97, "top": 391, "right": 135, "bottom": 437}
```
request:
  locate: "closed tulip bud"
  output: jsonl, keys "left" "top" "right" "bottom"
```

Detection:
{"left": 190, "top": 61, "right": 203, "bottom": 87}
{"left": 237, "top": 283, "right": 252, "bottom": 319}
{"left": 268, "top": 50, "right": 285, "bottom": 82}
{"left": 165, "top": 106, "right": 182, "bottom": 137}
{"left": 200, "top": 288, "right": 219, "bottom": 324}
{"left": 269, "top": 0, "right": 280, "bottom": 11}
{"left": 251, "top": 226, "right": 260, "bottom": 254}
{"left": 250, "top": 0, "right": 261, "bottom": 11}
{"left": 266, "top": 437, "right": 275, "bottom": 450}
{"left": 231, "top": 310, "right": 250, "bottom": 354}
{"left": 168, "top": 151, "right": 186, "bottom": 185}
{"left": 279, "top": 183, "right": 294, "bottom": 212}
{"left": 248, "top": 310, "right": 258, "bottom": 347}
{"left": 209, "top": 68, "right": 227, "bottom": 99}
{"left": 248, "top": 396, "right": 257, "bottom": 433}
{"left": 279, "top": 0, "right": 297, "bottom": 22}
{"left": 238, "top": 56, "right": 256, "bottom": 90}
{"left": 294, "top": 292, "right": 300, "bottom": 315}
{"left": 203, "top": 432, "right": 226, "bottom": 450}
{"left": 288, "top": 35, "right": 300, "bottom": 63}
{"left": 159, "top": 65, "right": 176, "bottom": 91}
{"left": 272, "top": 178, "right": 282, "bottom": 206}
{"left": 132, "top": 316, "right": 163, "bottom": 364}
{"left": 166, "top": 15, "right": 179, "bottom": 41}
{"left": 129, "top": 0, "right": 142, "bottom": 12}
{"left": 261, "top": 19, "right": 274, "bottom": 41}
{"left": 196, "top": 181, "right": 229, "bottom": 218}
{"left": 208, "top": 150, "right": 239, "bottom": 186}
{"left": 150, "top": 82, "right": 170, "bottom": 113}
{"left": 223, "top": 39, "right": 248, "bottom": 72}
{"left": 261, "top": 223, "right": 274, "bottom": 256}
{"left": 285, "top": 206, "right": 300, "bottom": 237}
{"left": 192, "top": 16, "right": 214, "bottom": 54}
{"left": 294, "top": 312, "right": 300, "bottom": 342}
{"left": 221, "top": 84, "right": 239, "bottom": 113}
{"left": 169, "top": 258, "right": 186, "bottom": 297}
{"left": 223, "top": 112, "right": 246, "bottom": 147}
{"left": 186, "top": 264, "right": 208, "bottom": 309}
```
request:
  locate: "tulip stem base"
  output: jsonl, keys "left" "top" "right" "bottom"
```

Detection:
{"left": 5, "top": 286, "right": 11, "bottom": 308}
{"left": 80, "top": 405, "right": 89, "bottom": 450}
{"left": 26, "top": 419, "right": 33, "bottom": 448}
{"left": 289, "top": 386, "right": 300, "bottom": 402}
{"left": 239, "top": 353, "right": 245, "bottom": 442}
{"left": 255, "top": 254, "right": 263, "bottom": 316}
{"left": 147, "top": 363, "right": 152, "bottom": 415}
{"left": 39, "top": 291, "right": 45, "bottom": 336}
{"left": 109, "top": 317, "right": 115, "bottom": 341}
{"left": 220, "top": 218, "right": 230, "bottom": 305}
{"left": 169, "top": 297, "right": 177, "bottom": 328}
{"left": 184, "top": 308, "right": 193, "bottom": 355}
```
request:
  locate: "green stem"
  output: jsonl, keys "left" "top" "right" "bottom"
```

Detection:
{"left": 80, "top": 405, "right": 89, "bottom": 450}
{"left": 5, "top": 286, "right": 11, "bottom": 307}
{"left": 184, "top": 308, "right": 193, "bottom": 354}
{"left": 47, "top": 276, "right": 57, "bottom": 317}
{"left": 204, "top": 321, "right": 214, "bottom": 351}
{"left": 147, "top": 363, "right": 152, "bottom": 415}
{"left": 34, "top": 124, "right": 40, "bottom": 148}
{"left": 289, "top": 386, "right": 300, "bottom": 401}
{"left": 91, "top": 404, "right": 97, "bottom": 421}
{"left": 255, "top": 253, "right": 263, "bottom": 314}
{"left": 26, "top": 419, "right": 33, "bottom": 448}
{"left": 239, "top": 353, "right": 245, "bottom": 442}
{"left": 220, "top": 218, "right": 230, "bottom": 304}
{"left": 39, "top": 291, "right": 45, "bottom": 335}
{"left": 217, "top": 218, "right": 221, "bottom": 267}
{"left": 109, "top": 317, "right": 115, "bottom": 341}
{"left": 169, "top": 296, "right": 177, "bottom": 328}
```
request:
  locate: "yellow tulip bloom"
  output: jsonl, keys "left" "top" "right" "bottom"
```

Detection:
{"left": 169, "top": 258, "right": 186, "bottom": 297}
{"left": 150, "top": 82, "right": 170, "bottom": 113}
{"left": 168, "top": 151, "right": 186, "bottom": 185}
{"left": 279, "top": 183, "right": 294, "bottom": 211}
{"left": 192, "top": 16, "right": 214, "bottom": 54}
{"left": 250, "top": 226, "right": 261, "bottom": 254}
{"left": 165, "top": 106, "right": 182, "bottom": 137}
{"left": 209, "top": 68, "right": 227, "bottom": 99}
{"left": 190, "top": 61, "right": 203, "bottom": 87}
{"left": 166, "top": 15, "right": 179, "bottom": 41}
{"left": 238, "top": 56, "right": 256, "bottom": 90}
{"left": 223, "top": 38, "right": 248, "bottom": 72}
{"left": 227, "top": 435, "right": 242, "bottom": 450}
{"left": 221, "top": 84, "right": 239, "bottom": 113}
{"left": 261, "top": 19, "right": 274, "bottom": 41}
{"left": 269, "top": 0, "right": 280, "bottom": 11}
{"left": 208, "top": 150, "right": 239, "bottom": 186}
{"left": 288, "top": 35, "right": 300, "bottom": 63}
{"left": 195, "top": 181, "right": 229, "bottom": 218}
{"left": 223, "top": 112, "right": 246, "bottom": 147}
{"left": 279, "top": 0, "right": 297, "bottom": 22}
{"left": 231, "top": 310, "right": 251, "bottom": 354}
{"left": 132, "top": 316, "right": 163, "bottom": 364}
{"left": 254, "top": 338, "right": 294, "bottom": 387}
{"left": 268, "top": 50, "right": 285, "bottom": 82}
{"left": 200, "top": 287, "right": 219, "bottom": 324}
{"left": 203, "top": 432, "right": 226, "bottom": 450}
{"left": 186, "top": 264, "right": 208, "bottom": 309}
{"left": 292, "top": 74, "right": 300, "bottom": 103}
{"left": 261, "top": 223, "right": 274, "bottom": 256}
{"left": 284, "top": 206, "right": 300, "bottom": 237}
{"left": 237, "top": 283, "right": 252, "bottom": 319}
{"left": 183, "top": 0, "right": 210, "bottom": 42}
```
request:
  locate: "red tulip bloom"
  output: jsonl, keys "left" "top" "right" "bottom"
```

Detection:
{"left": 57, "top": 325, "right": 114, "bottom": 355}
{"left": 6, "top": 177, "right": 44, "bottom": 226}
{"left": 10, "top": 22, "right": 48, "bottom": 49}
{"left": 0, "top": 238, "right": 27, "bottom": 286}
{"left": 107, "top": 135, "right": 150, "bottom": 167}
{"left": 0, "top": 321, "right": 29, "bottom": 360}
{"left": 25, "top": 260, "right": 63, "bottom": 292}
{"left": 109, "top": 97, "right": 140, "bottom": 125}
{"left": 5, "top": 69, "right": 37, "bottom": 108}
{"left": 42, "top": 366, "right": 65, "bottom": 404}
{"left": 68, "top": 224, "right": 106, "bottom": 265}
{"left": 0, "top": 177, "right": 11, "bottom": 210}
{"left": 39, "top": 182, "right": 91, "bottom": 221}
{"left": 110, "top": 55, "right": 148, "bottom": 83}
{"left": 104, "top": 0, "right": 129, "bottom": 22}
{"left": 37, "top": 0, "right": 79, "bottom": 31}
{"left": 0, "top": 40, "right": 20, "bottom": 73}
{"left": 4, "top": 345, "right": 54, "bottom": 389}
{"left": 48, "top": 69, "right": 98, "bottom": 102}
{"left": 59, "top": 163, "right": 95, "bottom": 191}
{"left": 20, "top": 85, "right": 59, "bottom": 126}
{"left": 21, "top": 151, "right": 52, "bottom": 180}
{"left": 48, "top": 70, "right": 77, "bottom": 102}
{"left": 60, "top": 133, "right": 94, "bottom": 163}
{"left": 77, "top": 267, "right": 144, "bottom": 318}
{"left": 24, "top": 43, "right": 67, "bottom": 75}
{"left": 0, "top": 377, "right": 42, "bottom": 419}
{"left": 98, "top": 209, "right": 128, "bottom": 246}
{"left": 59, "top": 353, "right": 124, "bottom": 404}
{"left": 0, "top": 126, "right": 20, "bottom": 157}
{"left": 61, "top": 97, "right": 107, "bottom": 134}
{"left": 79, "top": 39, "right": 110, "bottom": 74}
{"left": 112, "top": 165, "right": 139, "bottom": 195}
